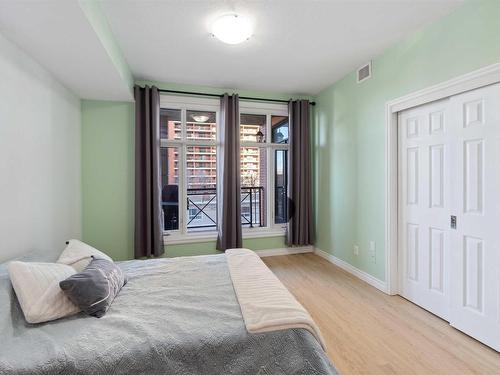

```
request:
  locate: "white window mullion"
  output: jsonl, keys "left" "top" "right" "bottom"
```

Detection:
{"left": 181, "top": 108, "right": 187, "bottom": 141}
{"left": 264, "top": 113, "right": 271, "bottom": 228}
{"left": 216, "top": 110, "right": 221, "bottom": 232}
{"left": 179, "top": 144, "right": 186, "bottom": 235}
{"left": 162, "top": 140, "right": 183, "bottom": 147}
{"left": 179, "top": 108, "right": 187, "bottom": 235}
{"left": 268, "top": 143, "right": 274, "bottom": 228}
{"left": 184, "top": 140, "right": 217, "bottom": 147}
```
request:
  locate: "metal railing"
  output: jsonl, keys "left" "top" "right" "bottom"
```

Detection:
{"left": 161, "top": 186, "right": 267, "bottom": 230}
{"left": 274, "top": 185, "right": 288, "bottom": 224}
{"left": 186, "top": 187, "right": 217, "bottom": 230}
{"left": 240, "top": 186, "right": 264, "bottom": 228}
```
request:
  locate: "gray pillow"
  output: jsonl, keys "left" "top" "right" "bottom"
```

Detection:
{"left": 59, "top": 257, "right": 127, "bottom": 318}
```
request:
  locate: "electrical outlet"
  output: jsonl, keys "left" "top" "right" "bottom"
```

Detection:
{"left": 369, "top": 241, "right": 376, "bottom": 263}
{"left": 353, "top": 245, "right": 359, "bottom": 256}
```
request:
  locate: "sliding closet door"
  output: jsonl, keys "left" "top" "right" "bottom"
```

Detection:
{"left": 448, "top": 83, "right": 500, "bottom": 351}
{"left": 399, "top": 82, "right": 500, "bottom": 351}
{"left": 398, "top": 98, "right": 452, "bottom": 320}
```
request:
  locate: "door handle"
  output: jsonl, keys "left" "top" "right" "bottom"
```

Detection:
{"left": 450, "top": 215, "right": 457, "bottom": 229}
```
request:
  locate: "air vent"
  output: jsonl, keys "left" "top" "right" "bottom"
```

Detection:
{"left": 357, "top": 62, "right": 372, "bottom": 83}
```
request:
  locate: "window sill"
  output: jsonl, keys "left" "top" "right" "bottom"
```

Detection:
{"left": 163, "top": 227, "right": 286, "bottom": 245}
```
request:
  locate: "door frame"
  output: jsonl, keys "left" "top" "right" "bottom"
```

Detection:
{"left": 384, "top": 62, "right": 500, "bottom": 295}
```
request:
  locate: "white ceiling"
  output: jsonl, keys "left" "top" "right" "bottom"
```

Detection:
{"left": 101, "top": 0, "right": 463, "bottom": 95}
{"left": 0, "top": 0, "right": 463, "bottom": 99}
{"left": 0, "top": 0, "right": 132, "bottom": 101}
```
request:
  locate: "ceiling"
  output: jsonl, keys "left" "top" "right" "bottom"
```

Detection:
{"left": 0, "top": 0, "right": 132, "bottom": 101}
{"left": 101, "top": 0, "right": 462, "bottom": 95}
{"left": 0, "top": 0, "right": 463, "bottom": 99}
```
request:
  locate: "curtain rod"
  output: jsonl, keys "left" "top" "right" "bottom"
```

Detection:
{"left": 157, "top": 88, "right": 316, "bottom": 106}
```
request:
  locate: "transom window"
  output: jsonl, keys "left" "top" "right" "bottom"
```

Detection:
{"left": 160, "top": 96, "right": 289, "bottom": 240}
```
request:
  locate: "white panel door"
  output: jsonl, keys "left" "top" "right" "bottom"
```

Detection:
{"left": 399, "top": 99, "right": 452, "bottom": 320}
{"left": 449, "top": 83, "right": 500, "bottom": 351}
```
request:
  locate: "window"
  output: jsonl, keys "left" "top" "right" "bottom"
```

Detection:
{"left": 239, "top": 105, "right": 289, "bottom": 229}
{"left": 274, "top": 149, "right": 288, "bottom": 224}
{"left": 161, "top": 96, "right": 289, "bottom": 241}
{"left": 160, "top": 97, "right": 219, "bottom": 236}
{"left": 188, "top": 208, "right": 202, "bottom": 222}
{"left": 271, "top": 115, "right": 289, "bottom": 144}
{"left": 160, "top": 108, "right": 181, "bottom": 140}
{"left": 186, "top": 145, "right": 217, "bottom": 232}
{"left": 271, "top": 115, "right": 289, "bottom": 224}
{"left": 160, "top": 147, "right": 180, "bottom": 231}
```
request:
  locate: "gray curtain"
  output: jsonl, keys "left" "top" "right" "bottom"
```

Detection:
{"left": 216, "top": 94, "right": 242, "bottom": 250}
{"left": 134, "top": 85, "right": 164, "bottom": 258}
{"left": 287, "top": 100, "right": 314, "bottom": 246}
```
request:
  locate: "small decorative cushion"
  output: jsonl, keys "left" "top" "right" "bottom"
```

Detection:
{"left": 8, "top": 261, "right": 80, "bottom": 324}
{"left": 57, "top": 239, "right": 113, "bottom": 272}
{"left": 59, "top": 258, "right": 127, "bottom": 318}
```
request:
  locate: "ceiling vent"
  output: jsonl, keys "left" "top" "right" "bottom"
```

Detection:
{"left": 357, "top": 61, "right": 372, "bottom": 83}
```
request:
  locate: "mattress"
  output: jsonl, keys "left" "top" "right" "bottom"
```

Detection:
{"left": 0, "top": 253, "right": 338, "bottom": 374}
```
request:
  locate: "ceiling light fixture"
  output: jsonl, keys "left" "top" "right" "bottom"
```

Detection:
{"left": 192, "top": 115, "right": 210, "bottom": 123}
{"left": 211, "top": 14, "right": 252, "bottom": 45}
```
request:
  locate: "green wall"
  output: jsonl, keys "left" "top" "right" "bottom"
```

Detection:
{"left": 314, "top": 0, "right": 500, "bottom": 281}
{"left": 81, "top": 82, "right": 309, "bottom": 260}
{"left": 82, "top": 100, "right": 135, "bottom": 260}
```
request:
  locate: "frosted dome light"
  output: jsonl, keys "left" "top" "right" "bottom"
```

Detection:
{"left": 211, "top": 14, "right": 252, "bottom": 45}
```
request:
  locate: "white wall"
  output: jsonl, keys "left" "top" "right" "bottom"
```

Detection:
{"left": 0, "top": 32, "right": 81, "bottom": 262}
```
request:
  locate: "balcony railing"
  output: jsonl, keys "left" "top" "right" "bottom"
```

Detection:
{"left": 186, "top": 187, "right": 217, "bottom": 230}
{"left": 240, "top": 186, "right": 264, "bottom": 228}
{"left": 161, "top": 185, "right": 266, "bottom": 231}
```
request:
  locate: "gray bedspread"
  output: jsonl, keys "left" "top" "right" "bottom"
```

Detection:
{"left": 0, "top": 254, "right": 338, "bottom": 374}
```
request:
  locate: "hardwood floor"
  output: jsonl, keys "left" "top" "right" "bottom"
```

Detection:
{"left": 263, "top": 253, "right": 500, "bottom": 375}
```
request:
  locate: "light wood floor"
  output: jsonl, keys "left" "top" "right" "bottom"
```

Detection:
{"left": 263, "top": 253, "right": 500, "bottom": 375}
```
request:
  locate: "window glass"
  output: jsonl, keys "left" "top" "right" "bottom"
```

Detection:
{"left": 186, "top": 146, "right": 217, "bottom": 232}
{"left": 271, "top": 115, "right": 289, "bottom": 144}
{"left": 186, "top": 110, "right": 216, "bottom": 140}
{"left": 240, "top": 147, "right": 267, "bottom": 227}
{"left": 160, "top": 109, "right": 182, "bottom": 140}
{"left": 161, "top": 147, "right": 180, "bottom": 230}
{"left": 240, "top": 114, "right": 266, "bottom": 143}
{"left": 160, "top": 99, "right": 289, "bottom": 236}
{"left": 188, "top": 208, "right": 202, "bottom": 222}
{"left": 274, "top": 149, "right": 288, "bottom": 224}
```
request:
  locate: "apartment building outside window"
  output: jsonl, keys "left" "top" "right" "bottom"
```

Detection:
{"left": 160, "top": 96, "right": 289, "bottom": 242}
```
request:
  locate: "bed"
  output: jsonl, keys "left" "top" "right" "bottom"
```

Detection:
{"left": 0, "top": 251, "right": 338, "bottom": 374}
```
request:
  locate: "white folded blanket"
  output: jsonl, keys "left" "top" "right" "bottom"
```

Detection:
{"left": 226, "top": 248, "right": 326, "bottom": 350}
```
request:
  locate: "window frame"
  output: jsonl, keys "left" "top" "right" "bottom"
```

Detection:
{"left": 239, "top": 101, "right": 289, "bottom": 235}
{"left": 160, "top": 96, "right": 220, "bottom": 242}
{"left": 160, "top": 96, "right": 289, "bottom": 244}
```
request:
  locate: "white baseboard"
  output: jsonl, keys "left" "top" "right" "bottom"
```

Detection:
{"left": 314, "top": 248, "right": 388, "bottom": 294}
{"left": 256, "top": 246, "right": 314, "bottom": 257}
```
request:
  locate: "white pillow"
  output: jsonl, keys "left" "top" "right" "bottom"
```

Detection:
{"left": 8, "top": 261, "right": 80, "bottom": 324}
{"left": 57, "top": 239, "right": 113, "bottom": 272}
